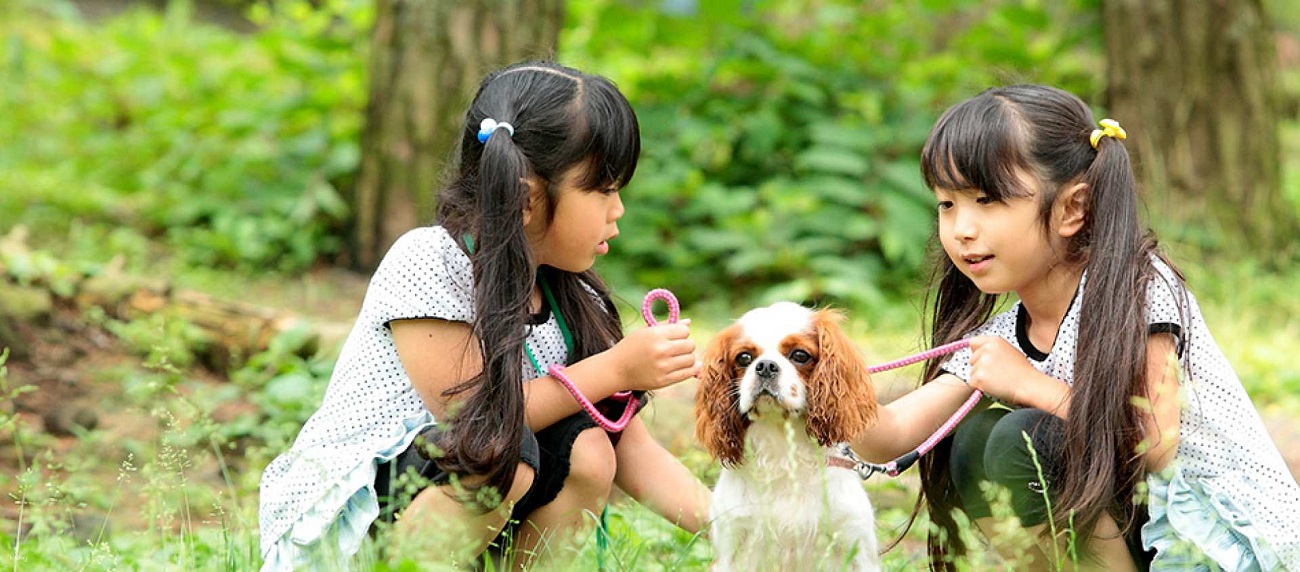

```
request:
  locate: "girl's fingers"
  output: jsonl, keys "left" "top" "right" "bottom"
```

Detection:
{"left": 642, "top": 339, "right": 694, "bottom": 362}
{"left": 662, "top": 353, "right": 698, "bottom": 373}
{"left": 664, "top": 338, "right": 696, "bottom": 356}
{"left": 657, "top": 323, "right": 693, "bottom": 339}
{"left": 667, "top": 360, "right": 702, "bottom": 383}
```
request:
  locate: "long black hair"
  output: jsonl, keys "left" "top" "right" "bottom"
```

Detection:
{"left": 911, "top": 84, "right": 1184, "bottom": 567}
{"left": 433, "top": 61, "right": 640, "bottom": 504}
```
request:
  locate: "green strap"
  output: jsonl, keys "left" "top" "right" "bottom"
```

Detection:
{"left": 538, "top": 275, "right": 575, "bottom": 360}
{"left": 524, "top": 275, "right": 574, "bottom": 375}
{"left": 531, "top": 277, "right": 607, "bottom": 568}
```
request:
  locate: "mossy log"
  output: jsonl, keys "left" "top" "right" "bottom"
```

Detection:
{"left": 0, "top": 281, "right": 52, "bottom": 361}
{"left": 1, "top": 229, "right": 317, "bottom": 369}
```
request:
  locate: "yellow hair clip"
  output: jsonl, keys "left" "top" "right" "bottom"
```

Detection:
{"left": 1090, "top": 118, "right": 1127, "bottom": 149}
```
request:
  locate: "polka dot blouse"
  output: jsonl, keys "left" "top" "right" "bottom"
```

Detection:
{"left": 257, "top": 226, "right": 571, "bottom": 568}
{"left": 940, "top": 256, "right": 1300, "bottom": 567}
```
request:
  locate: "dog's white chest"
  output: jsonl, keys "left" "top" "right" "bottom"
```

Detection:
{"left": 709, "top": 424, "right": 880, "bottom": 571}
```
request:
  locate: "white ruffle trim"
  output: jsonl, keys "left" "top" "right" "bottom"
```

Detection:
{"left": 1143, "top": 468, "right": 1292, "bottom": 571}
{"left": 260, "top": 414, "right": 434, "bottom": 570}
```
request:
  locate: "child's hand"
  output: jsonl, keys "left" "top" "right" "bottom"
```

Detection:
{"left": 610, "top": 320, "right": 700, "bottom": 392}
{"left": 967, "top": 335, "right": 1045, "bottom": 405}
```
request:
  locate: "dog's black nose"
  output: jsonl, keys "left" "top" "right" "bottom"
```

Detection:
{"left": 753, "top": 359, "right": 780, "bottom": 378}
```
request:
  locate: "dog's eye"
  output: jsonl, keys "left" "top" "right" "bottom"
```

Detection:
{"left": 735, "top": 352, "right": 754, "bottom": 367}
{"left": 788, "top": 349, "right": 812, "bottom": 365}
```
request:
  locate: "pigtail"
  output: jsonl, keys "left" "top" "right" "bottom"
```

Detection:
{"left": 437, "top": 116, "right": 534, "bottom": 504}
{"left": 909, "top": 251, "right": 1000, "bottom": 567}
{"left": 1052, "top": 131, "right": 1151, "bottom": 542}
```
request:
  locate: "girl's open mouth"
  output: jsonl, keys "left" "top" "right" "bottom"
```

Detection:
{"left": 965, "top": 254, "right": 993, "bottom": 271}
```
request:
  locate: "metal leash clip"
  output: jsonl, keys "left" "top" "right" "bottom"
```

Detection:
{"left": 835, "top": 444, "right": 916, "bottom": 480}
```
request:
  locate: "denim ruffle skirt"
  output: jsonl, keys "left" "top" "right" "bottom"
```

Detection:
{"left": 1143, "top": 468, "right": 1293, "bottom": 571}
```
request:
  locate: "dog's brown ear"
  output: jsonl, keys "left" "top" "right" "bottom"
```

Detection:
{"left": 695, "top": 324, "right": 749, "bottom": 468}
{"left": 805, "top": 309, "right": 878, "bottom": 446}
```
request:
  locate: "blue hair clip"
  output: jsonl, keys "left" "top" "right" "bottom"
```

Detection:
{"left": 477, "top": 118, "right": 515, "bottom": 143}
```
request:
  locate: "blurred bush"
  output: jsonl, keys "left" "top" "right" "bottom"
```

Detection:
{"left": 565, "top": 0, "right": 1101, "bottom": 310}
{"left": 1, "top": 0, "right": 1102, "bottom": 310}
{"left": 0, "top": 0, "right": 368, "bottom": 272}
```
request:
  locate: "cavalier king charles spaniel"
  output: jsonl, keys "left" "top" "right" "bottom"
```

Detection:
{"left": 695, "top": 302, "right": 880, "bottom": 571}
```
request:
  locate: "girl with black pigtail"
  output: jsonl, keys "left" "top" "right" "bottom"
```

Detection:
{"left": 851, "top": 85, "right": 1300, "bottom": 570}
{"left": 259, "top": 61, "right": 710, "bottom": 570}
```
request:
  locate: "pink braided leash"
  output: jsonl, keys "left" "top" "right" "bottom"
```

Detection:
{"left": 546, "top": 289, "right": 680, "bottom": 433}
{"left": 868, "top": 339, "right": 969, "bottom": 374}
{"left": 850, "top": 339, "right": 981, "bottom": 478}
{"left": 870, "top": 339, "right": 980, "bottom": 457}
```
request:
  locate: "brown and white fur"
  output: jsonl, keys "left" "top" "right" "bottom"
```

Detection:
{"left": 695, "top": 302, "right": 880, "bottom": 571}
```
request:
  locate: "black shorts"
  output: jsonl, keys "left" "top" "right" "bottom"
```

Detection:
{"left": 373, "top": 395, "right": 641, "bottom": 527}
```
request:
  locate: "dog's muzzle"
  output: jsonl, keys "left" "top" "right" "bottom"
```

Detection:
{"left": 753, "top": 359, "right": 782, "bottom": 398}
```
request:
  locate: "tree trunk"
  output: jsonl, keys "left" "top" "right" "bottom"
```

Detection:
{"left": 1103, "top": 0, "right": 1294, "bottom": 249}
{"left": 347, "top": 0, "right": 564, "bottom": 270}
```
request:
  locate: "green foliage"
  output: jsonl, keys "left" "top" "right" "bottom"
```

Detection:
{"left": 0, "top": 230, "right": 90, "bottom": 297}
{"left": 3, "top": 0, "right": 1102, "bottom": 308}
{"left": 229, "top": 324, "right": 333, "bottom": 452}
{"left": 0, "top": 0, "right": 366, "bottom": 271}
{"left": 565, "top": 0, "right": 1100, "bottom": 310}
{"left": 103, "top": 311, "right": 209, "bottom": 369}
{"left": 0, "top": 348, "right": 36, "bottom": 472}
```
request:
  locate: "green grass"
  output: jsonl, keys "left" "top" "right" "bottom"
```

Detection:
{"left": 3, "top": 247, "right": 1298, "bottom": 570}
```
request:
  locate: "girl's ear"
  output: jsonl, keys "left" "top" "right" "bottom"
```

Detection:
{"left": 521, "top": 177, "right": 546, "bottom": 226}
{"left": 1055, "top": 182, "right": 1089, "bottom": 238}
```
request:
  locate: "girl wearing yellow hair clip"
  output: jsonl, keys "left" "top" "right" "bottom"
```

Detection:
{"left": 851, "top": 84, "right": 1300, "bottom": 570}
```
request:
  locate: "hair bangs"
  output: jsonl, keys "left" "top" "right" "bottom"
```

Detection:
{"left": 920, "top": 93, "right": 1035, "bottom": 200}
{"left": 569, "top": 76, "right": 641, "bottom": 191}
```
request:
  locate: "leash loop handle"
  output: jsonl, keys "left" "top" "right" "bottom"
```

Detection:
{"left": 641, "top": 288, "right": 680, "bottom": 326}
{"left": 549, "top": 289, "right": 680, "bottom": 433}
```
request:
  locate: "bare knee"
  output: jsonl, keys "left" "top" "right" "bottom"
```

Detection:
{"left": 564, "top": 428, "right": 616, "bottom": 495}
{"left": 505, "top": 461, "right": 536, "bottom": 505}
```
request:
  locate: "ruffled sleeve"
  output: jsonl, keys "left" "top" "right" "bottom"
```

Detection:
{"left": 1145, "top": 258, "right": 1189, "bottom": 357}
{"left": 370, "top": 227, "right": 475, "bottom": 325}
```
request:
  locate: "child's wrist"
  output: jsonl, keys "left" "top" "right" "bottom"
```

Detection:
{"left": 584, "top": 350, "right": 625, "bottom": 397}
{"left": 1023, "top": 372, "right": 1070, "bottom": 415}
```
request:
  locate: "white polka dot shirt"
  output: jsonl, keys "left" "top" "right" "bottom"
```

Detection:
{"left": 257, "top": 226, "right": 570, "bottom": 567}
{"left": 940, "top": 256, "right": 1300, "bottom": 565}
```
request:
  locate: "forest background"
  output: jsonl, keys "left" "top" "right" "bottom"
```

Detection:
{"left": 1, "top": 0, "right": 1298, "bottom": 569}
